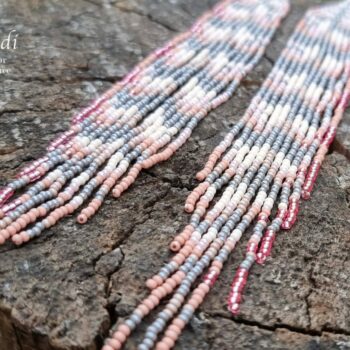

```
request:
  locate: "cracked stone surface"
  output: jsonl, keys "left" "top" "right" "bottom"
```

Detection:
{"left": 0, "top": 0, "right": 350, "bottom": 349}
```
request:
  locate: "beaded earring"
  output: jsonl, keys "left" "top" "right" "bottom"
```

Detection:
{"left": 104, "top": 1, "right": 350, "bottom": 349}
{"left": 0, "top": 0, "right": 289, "bottom": 246}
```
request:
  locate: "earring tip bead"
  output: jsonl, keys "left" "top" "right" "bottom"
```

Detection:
{"left": 228, "top": 303, "right": 240, "bottom": 315}
{"left": 301, "top": 190, "right": 311, "bottom": 200}
{"left": 184, "top": 204, "right": 194, "bottom": 213}
{"left": 256, "top": 253, "right": 267, "bottom": 265}
{"left": 281, "top": 221, "right": 292, "bottom": 230}
{"left": 146, "top": 278, "right": 158, "bottom": 290}
{"left": 112, "top": 188, "right": 122, "bottom": 198}
{"left": 12, "top": 234, "right": 23, "bottom": 245}
{"left": 76, "top": 214, "right": 88, "bottom": 224}
{"left": 169, "top": 241, "right": 181, "bottom": 252}
{"left": 195, "top": 171, "right": 206, "bottom": 181}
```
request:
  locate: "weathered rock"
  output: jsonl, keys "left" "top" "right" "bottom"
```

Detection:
{"left": 0, "top": 0, "right": 349, "bottom": 349}
{"left": 95, "top": 248, "right": 124, "bottom": 277}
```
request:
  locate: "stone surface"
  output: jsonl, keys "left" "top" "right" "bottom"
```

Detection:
{"left": 0, "top": 0, "right": 349, "bottom": 349}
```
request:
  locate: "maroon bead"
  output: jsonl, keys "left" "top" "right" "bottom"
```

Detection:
{"left": 228, "top": 302, "right": 240, "bottom": 315}
{"left": 256, "top": 252, "right": 267, "bottom": 265}
{"left": 247, "top": 242, "right": 258, "bottom": 253}
{"left": 236, "top": 267, "right": 248, "bottom": 278}
{"left": 228, "top": 292, "right": 242, "bottom": 304}
{"left": 203, "top": 271, "right": 218, "bottom": 287}
{"left": 229, "top": 291, "right": 242, "bottom": 301}
{"left": 301, "top": 189, "right": 311, "bottom": 200}
{"left": 232, "top": 276, "right": 246, "bottom": 285}
{"left": 0, "top": 188, "right": 14, "bottom": 206}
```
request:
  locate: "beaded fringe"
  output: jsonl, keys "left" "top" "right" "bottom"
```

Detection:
{"left": 104, "top": 1, "right": 350, "bottom": 350}
{"left": 0, "top": 0, "right": 288, "bottom": 246}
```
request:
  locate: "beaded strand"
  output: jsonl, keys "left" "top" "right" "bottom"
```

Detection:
{"left": 104, "top": 2, "right": 350, "bottom": 349}
{"left": 0, "top": 0, "right": 289, "bottom": 246}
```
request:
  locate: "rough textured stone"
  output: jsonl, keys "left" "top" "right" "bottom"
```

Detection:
{"left": 95, "top": 248, "right": 124, "bottom": 277}
{"left": 0, "top": 0, "right": 349, "bottom": 349}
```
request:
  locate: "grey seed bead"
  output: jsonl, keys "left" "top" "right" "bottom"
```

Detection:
{"left": 137, "top": 344, "right": 149, "bottom": 350}
{"left": 32, "top": 226, "right": 41, "bottom": 236}
{"left": 144, "top": 331, "right": 157, "bottom": 342}
{"left": 177, "top": 286, "right": 188, "bottom": 295}
{"left": 155, "top": 318, "right": 166, "bottom": 329}
{"left": 130, "top": 313, "right": 141, "bottom": 325}
{"left": 240, "top": 261, "right": 251, "bottom": 269}
{"left": 142, "top": 338, "right": 154, "bottom": 348}
{"left": 36, "top": 222, "right": 45, "bottom": 231}
{"left": 147, "top": 325, "right": 158, "bottom": 334}
{"left": 125, "top": 319, "right": 136, "bottom": 330}
{"left": 193, "top": 266, "right": 202, "bottom": 275}
{"left": 27, "top": 229, "right": 35, "bottom": 238}
{"left": 246, "top": 255, "right": 255, "bottom": 264}
{"left": 160, "top": 265, "right": 172, "bottom": 275}
{"left": 158, "top": 311, "right": 169, "bottom": 321}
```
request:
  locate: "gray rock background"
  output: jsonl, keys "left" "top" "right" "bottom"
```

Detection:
{"left": 0, "top": 0, "right": 349, "bottom": 349}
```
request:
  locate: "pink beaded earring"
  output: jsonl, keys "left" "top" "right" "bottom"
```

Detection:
{"left": 0, "top": 0, "right": 289, "bottom": 246}
{"left": 103, "top": 1, "right": 350, "bottom": 349}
